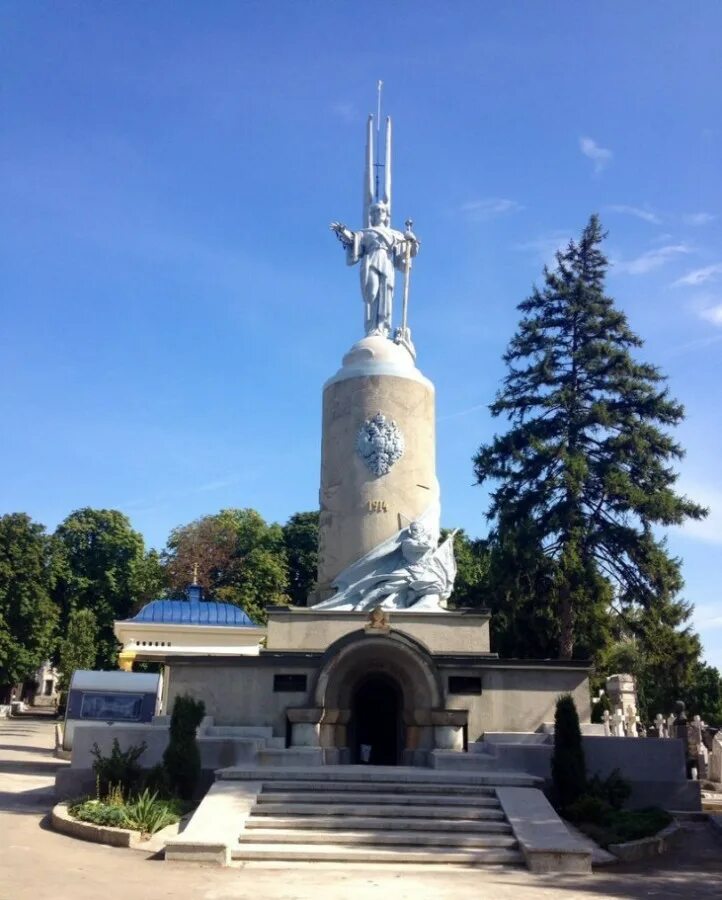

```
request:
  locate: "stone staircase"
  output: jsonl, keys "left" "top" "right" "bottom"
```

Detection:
{"left": 231, "top": 775, "right": 524, "bottom": 865}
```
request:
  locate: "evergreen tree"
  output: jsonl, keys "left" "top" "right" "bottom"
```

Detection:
{"left": 551, "top": 693, "right": 587, "bottom": 809}
{"left": 474, "top": 215, "right": 706, "bottom": 659}
{"left": 0, "top": 513, "right": 58, "bottom": 702}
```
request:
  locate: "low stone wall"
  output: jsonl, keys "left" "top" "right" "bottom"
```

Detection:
{"left": 51, "top": 803, "right": 140, "bottom": 848}
{"left": 480, "top": 735, "right": 702, "bottom": 811}
{"left": 608, "top": 823, "right": 683, "bottom": 861}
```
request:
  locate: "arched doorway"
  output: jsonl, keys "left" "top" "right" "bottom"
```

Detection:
{"left": 350, "top": 673, "right": 402, "bottom": 765}
{"left": 313, "top": 630, "right": 444, "bottom": 764}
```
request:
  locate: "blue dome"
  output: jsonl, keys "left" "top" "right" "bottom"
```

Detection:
{"left": 131, "top": 599, "right": 257, "bottom": 627}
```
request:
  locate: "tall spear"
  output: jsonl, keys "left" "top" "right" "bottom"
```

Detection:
{"left": 401, "top": 218, "right": 413, "bottom": 336}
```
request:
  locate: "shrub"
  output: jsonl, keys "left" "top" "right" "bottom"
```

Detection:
{"left": 91, "top": 739, "right": 146, "bottom": 797}
{"left": 607, "top": 807, "right": 672, "bottom": 844}
{"left": 163, "top": 694, "right": 205, "bottom": 802}
{"left": 141, "top": 763, "right": 173, "bottom": 799}
{"left": 565, "top": 794, "right": 612, "bottom": 825}
{"left": 587, "top": 768, "right": 632, "bottom": 810}
{"left": 551, "top": 693, "right": 586, "bottom": 810}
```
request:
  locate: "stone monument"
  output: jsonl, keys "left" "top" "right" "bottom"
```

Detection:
{"left": 315, "top": 112, "right": 455, "bottom": 610}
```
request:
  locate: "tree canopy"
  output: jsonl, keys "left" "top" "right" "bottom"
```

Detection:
{"left": 163, "top": 508, "right": 289, "bottom": 622}
{"left": 0, "top": 513, "right": 58, "bottom": 701}
{"left": 52, "top": 508, "right": 148, "bottom": 669}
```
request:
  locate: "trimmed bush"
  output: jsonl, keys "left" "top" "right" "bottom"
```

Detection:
{"left": 162, "top": 694, "right": 205, "bottom": 802}
{"left": 91, "top": 738, "right": 146, "bottom": 797}
{"left": 551, "top": 693, "right": 586, "bottom": 809}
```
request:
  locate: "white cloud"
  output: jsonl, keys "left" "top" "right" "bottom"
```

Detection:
{"left": 683, "top": 212, "right": 717, "bottom": 226}
{"left": 607, "top": 204, "right": 662, "bottom": 225}
{"left": 460, "top": 198, "right": 523, "bottom": 220}
{"left": 699, "top": 303, "right": 722, "bottom": 327}
{"left": 672, "top": 263, "right": 722, "bottom": 287}
{"left": 580, "top": 136, "right": 612, "bottom": 173}
{"left": 615, "top": 244, "right": 691, "bottom": 275}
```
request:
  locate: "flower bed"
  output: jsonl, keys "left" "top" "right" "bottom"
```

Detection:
{"left": 69, "top": 789, "right": 184, "bottom": 839}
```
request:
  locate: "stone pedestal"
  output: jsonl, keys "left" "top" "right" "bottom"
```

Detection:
{"left": 315, "top": 335, "right": 439, "bottom": 598}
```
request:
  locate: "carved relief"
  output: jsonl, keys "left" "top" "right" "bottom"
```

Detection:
{"left": 356, "top": 412, "right": 405, "bottom": 477}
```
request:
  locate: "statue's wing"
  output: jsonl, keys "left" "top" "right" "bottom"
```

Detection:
{"left": 331, "top": 527, "right": 405, "bottom": 595}
{"left": 423, "top": 535, "right": 458, "bottom": 599}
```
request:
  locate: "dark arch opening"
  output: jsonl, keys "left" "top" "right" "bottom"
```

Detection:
{"left": 350, "top": 673, "right": 402, "bottom": 766}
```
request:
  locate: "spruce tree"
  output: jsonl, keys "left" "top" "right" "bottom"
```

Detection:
{"left": 474, "top": 215, "right": 706, "bottom": 659}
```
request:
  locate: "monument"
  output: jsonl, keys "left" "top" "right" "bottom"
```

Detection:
{"left": 108, "top": 104, "right": 592, "bottom": 766}
{"left": 315, "top": 111, "right": 455, "bottom": 611}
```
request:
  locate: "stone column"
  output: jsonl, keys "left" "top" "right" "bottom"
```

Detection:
{"left": 315, "top": 335, "right": 439, "bottom": 598}
{"left": 287, "top": 708, "right": 324, "bottom": 747}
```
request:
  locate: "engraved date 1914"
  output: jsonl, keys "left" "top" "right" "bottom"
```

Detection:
{"left": 366, "top": 500, "right": 388, "bottom": 513}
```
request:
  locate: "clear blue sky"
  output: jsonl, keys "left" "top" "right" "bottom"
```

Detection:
{"left": 2, "top": 2, "right": 721, "bottom": 668}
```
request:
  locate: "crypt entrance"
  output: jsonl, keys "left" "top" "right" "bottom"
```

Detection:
{"left": 312, "top": 629, "right": 447, "bottom": 765}
{"left": 350, "top": 672, "right": 402, "bottom": 765}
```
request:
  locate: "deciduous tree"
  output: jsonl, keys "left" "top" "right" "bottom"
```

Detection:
{"left": 163, "top": 508, "right": 289, "bottom": 622}
{"left": 53, "top": 508, "right": 147, "bottom": 669}
{"left": 0, "top": 513, "right": 58, "bottom": 701}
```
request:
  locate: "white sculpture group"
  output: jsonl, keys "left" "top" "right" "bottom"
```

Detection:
{"left": 315, "top": 505, "right": 457, "bottom": 612}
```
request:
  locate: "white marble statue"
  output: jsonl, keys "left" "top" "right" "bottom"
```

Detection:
{"left": 314, "top": 505, "right": 456, "bottom": 612}
{"left": 331, "top": 115, "right": 419, "bottom": 338}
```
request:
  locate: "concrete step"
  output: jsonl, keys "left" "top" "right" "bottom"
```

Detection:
{"left": 218, "top": 765, "right": 541, "bottom": 787}
{"left": 205, "top": 726, "right": 273, "bottom": 738}
{"left": 252, "top": 802, "right": 506, "bottom": 820}
{"left": 239, "top": 828, "right": 518, "bottom": 849}
{"left": 245, "top": 815, "right": 513, "bottom": 834}
{"left": 256, "top": 749, "right": 324, "bottom": 767}
{"left": 430, "top": 751, "right": 500, "bottom": 770}
{"left": 258, "top": 780, "right": 497, "bottom": 797}
{"left": 256, "top": 791, "right": 501, "bottom": 808}
{"left": 230, "top": 842, "right": 524, "bottom": 865}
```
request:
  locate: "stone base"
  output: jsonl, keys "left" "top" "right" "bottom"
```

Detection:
{"left": 265, "top": 605, "right": 492, "bottom": 654}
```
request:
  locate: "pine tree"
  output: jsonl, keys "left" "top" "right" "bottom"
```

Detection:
{"left": 474, "top": 216, "right": 706, "bottom": 659}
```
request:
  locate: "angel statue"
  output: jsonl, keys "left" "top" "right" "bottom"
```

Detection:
{"left": 314, "top": 506, "right": 457, "bottom": 612}
{"left": 331, "top": 115, "right": 419, "bottom": 338}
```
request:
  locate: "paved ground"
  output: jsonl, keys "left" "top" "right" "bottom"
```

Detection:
{"left": 2, "top": 717, "right": 722, "bottom": 900}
